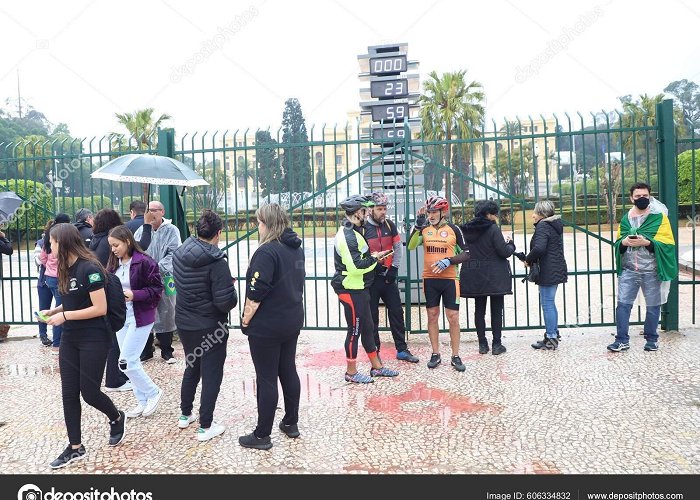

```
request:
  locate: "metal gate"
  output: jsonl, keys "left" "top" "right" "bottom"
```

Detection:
{"left": 1, "top": 101, "right": 692, "bottom": 332}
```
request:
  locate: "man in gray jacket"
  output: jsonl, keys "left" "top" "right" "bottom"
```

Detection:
{"left": 135, "top": 201, "right": 182, "bottom": 363}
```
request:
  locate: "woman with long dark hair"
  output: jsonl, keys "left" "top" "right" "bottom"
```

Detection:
{"left": 238, "top": 203, "right": 305, "bottom": 450}
{"left": 40, "top": 223, "right": 126, "bottom": 469}
{"left": 107, "top": 225, "right": 163, "bottom": 418}
{"left": 90, "top": 207, "right": 152, "bottom": 392}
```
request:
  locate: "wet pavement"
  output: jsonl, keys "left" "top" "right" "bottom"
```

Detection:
{"left": 0, "top": 324, "right": 698, "bottom": 475}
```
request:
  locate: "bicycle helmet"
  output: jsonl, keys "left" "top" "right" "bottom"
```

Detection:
{"left": 340, "top": 194, "right": 375, "bottom": 214}
{"left": 425, "top": 195, "right": 449, "bottom": 212}
{"left": 370, "top": 192, "right": 389, "bottom": 207}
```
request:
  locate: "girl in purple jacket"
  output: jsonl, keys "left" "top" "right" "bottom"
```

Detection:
{"left": 107, "top": 225, "right": 164, "bottom": 418}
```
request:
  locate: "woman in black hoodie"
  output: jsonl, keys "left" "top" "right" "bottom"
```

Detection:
{"left": 460, "top": 200, "right": 515, "bottom": 355}
{"left": 239, "top": 203, "right": 305, "bottom": 451}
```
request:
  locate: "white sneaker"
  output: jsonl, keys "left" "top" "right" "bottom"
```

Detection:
{"left": 165, "top": 356, "right": 177, "bottom": 365}
{"left": 142, "top": 388, "right": 163, "bottom": 417}
{"left": 105, "top": 381, "right": 133, "bottom": 393}
{"left": 178, "top": 414, "right": 197, "bottom": 429}
{"left": 125, "top": 404, "right": 145, "bottom": 418}
{"left": 197, "top": 423, "right": 226, "bottom": 442}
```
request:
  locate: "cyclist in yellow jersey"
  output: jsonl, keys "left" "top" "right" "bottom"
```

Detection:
{"left": 407, "top": 196, "right": 470, "bottom": 371}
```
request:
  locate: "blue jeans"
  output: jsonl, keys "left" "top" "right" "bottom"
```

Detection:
{"left": 37, "top": 279, "right": 54, "bottom": 340}
{"left": 615, "top": 302, "right": 660, "bottom": 344}
{"left": 539, "top": 285, "right": 559, "bottom": 339}
{"left": 45, "top": 276, "right": 63, "bottom": 347}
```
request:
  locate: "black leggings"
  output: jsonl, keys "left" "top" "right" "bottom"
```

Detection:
{"left": 338, "top": 291, "right": 377, "bottom": 360}
{"left": 179, "top": 328, "right": 227, "bottom": 428}
{"left": 248, "top": 333, "right": 301, "bottom": 438}
{"left": 59, "top": 335, "right": 120, "bottom": 445}
{"left": 474, "top": 295, "right": 505, "bottom": 344}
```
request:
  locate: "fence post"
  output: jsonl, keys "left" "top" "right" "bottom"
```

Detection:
{"left": 657, "top": 99, "right": 679, "bottom": 331}
{"left": 157, "top": 128, "right": 190, "bottom": 242}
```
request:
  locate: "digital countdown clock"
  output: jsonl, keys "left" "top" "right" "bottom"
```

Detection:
{"left": 370, "top": 102, "right": 409, "bottom": 122}
{"left": 370, "top": 79, "right": 409, "bottom": 99}
{"left": 372, "top": 127, "right": 407, "bottom": 142}
{"left": 369, "top": 55, "right": 407, "bottom": 76}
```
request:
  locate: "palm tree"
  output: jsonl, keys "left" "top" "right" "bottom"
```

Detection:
{"left": 420, "top": 70, "right": 485, "bottom": 203}
{"left": 112, "top": 108, "right": 171, "bottom": 200}
{"left": 113, "top": 108, "right": 171, "bottom": 149}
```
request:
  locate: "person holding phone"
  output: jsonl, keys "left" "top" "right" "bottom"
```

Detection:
{"left": 360, "top": 192, "right": 419, "bottom": 364}
{"left": 332, "top": 195, "right": 399, "bottom": 383}
{"left": 40, "top": 223, "right": 126, "bottom": 469}
{"left": 459, "top": 200, "right": 515, "bottom": 355}
{"left": 607, "top": 182, "right": 677, "bottom": 353}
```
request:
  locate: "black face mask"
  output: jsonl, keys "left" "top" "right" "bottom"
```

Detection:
{"left": 633, "top": 197, "right": 650, "bottom": 210}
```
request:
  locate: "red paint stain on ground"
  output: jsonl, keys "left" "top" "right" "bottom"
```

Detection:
{"left": 300, "top": 349, "right": 347, "bottom": 369}
{"left": 366, "top": 382, "right": 501, "bottom": 427}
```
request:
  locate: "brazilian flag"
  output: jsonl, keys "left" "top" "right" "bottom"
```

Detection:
{"left": 614, "top": 211, "right": 678, "bottom": 281}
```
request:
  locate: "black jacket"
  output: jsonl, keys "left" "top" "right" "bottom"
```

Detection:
{"left": 245, "top": 229, "right": 305, "bottom": 338}
{"left": 0, "top": 235, "right": 11, "bottom": 279}
{"left": 459, "top": 217, "right": 515, "bottom": 297}
{"left": 0, "top": 236, "right": 11, "bottom": 256}
{"left": 525, "top": 215, "right": 568, "bottom": 286}
{"left": 90, "top": 225, "right": 152, "bottom": 266}
{"left": 173, "top": 236, "right": 238, "bottom": 331}
{"left": 126, "top": 215, "right": 144, "bottom": 234}
{"left": 74, "top": 221, "right": 94, "bottom": 247}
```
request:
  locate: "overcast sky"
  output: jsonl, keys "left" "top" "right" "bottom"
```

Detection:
{"left": 1, "top": 0, "right": 698, "bottom": 140}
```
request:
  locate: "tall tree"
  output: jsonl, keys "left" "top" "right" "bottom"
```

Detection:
{"left": 281, "top": 98, "right": 312, "bottom": 193}
{"left": 664, "top": 79, "right": 700, "bottom": 132}
{"left": 255, "top": 130, "right": 282, "bottom": 198}
{"left": 420, "top": 70, "right": 485, "bottom": 203}
{"left": 488, "top": 142, "right": 533, "bottom": 198}
{"left": 315, "top": 166, "right": 327, "bottom": 190}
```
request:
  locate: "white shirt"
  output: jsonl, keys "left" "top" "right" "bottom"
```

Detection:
{"left": 117, "top": 257, "right": 134, "bottom": 316}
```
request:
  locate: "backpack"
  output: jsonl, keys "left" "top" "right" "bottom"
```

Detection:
{"left": 104, "top": 273, "right": 127, "bottom": 334}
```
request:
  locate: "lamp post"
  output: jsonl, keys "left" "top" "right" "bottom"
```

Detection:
{"left": 49, "top": 160, "right": 62, "bottom": 214}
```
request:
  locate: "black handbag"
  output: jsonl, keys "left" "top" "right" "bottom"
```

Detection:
{"left": 522, "top": 261, "right": 540, "bottom": 284}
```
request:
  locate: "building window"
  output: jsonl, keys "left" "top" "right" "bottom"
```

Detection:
{"left": 483, "top": 144, "right": 491, "bottom": 158}
{"left": 315, "top": 152, "right": 323, "bottom": 167}
{"left": 335, "top": 155, "right": 343, "bottom": 166}
{"left": 237, "top": 156, "right": 246, "bottom": 188}
{"left": 336, "top": 169, "right": 342, "bottom": 180}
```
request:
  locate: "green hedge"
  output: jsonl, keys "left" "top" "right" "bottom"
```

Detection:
{"left": 678, "top": 149, "right": 699, "bottom": 204}
{"left": 560, "top": 206, "right": 624, "bottom": 226}
{"left": 0, "top": 179, "right": 53, "bottom": 233}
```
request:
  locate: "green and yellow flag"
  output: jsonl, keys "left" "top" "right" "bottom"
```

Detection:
{"left": 614, "top": 211, "right": 677, "bottom": 281}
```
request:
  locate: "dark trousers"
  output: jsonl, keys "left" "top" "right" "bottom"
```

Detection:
{"left": 59, "top": 335, "right": 120, "bottom": 445}
{"left": 105, "top": 334, "right": 129, "bottom": 388}
{"left": 474, "top": 295, "right": 505, "bottom": 345}
{"left": 141, "top": 331, "right": 174, "bottom": 359}
{"left": 179, "top": 328, "right": 227, "bottom": 429}
{"left": 338, "top": 291, "right": 376, "bottom": 360}
{"left": 248, "top": 333, "right": 301, "bottom": 438}
{"left": 369, "top": 277, "right": 407, "bottom": 353}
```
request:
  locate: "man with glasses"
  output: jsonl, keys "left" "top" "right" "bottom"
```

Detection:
{"left": 135, "top": 201, "right": 182, "bottom": 363}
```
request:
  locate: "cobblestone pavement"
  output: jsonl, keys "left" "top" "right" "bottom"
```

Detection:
{"left": 0, "top": 325, "right": 698, "bottom": 474}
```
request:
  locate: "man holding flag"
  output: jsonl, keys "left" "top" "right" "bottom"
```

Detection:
{"left": 607, "top": 182, "right": 677, "bottom": 352}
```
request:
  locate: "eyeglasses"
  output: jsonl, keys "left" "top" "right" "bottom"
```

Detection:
{"left": 147, "top": 208, "right": 163, "bottom": 212}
